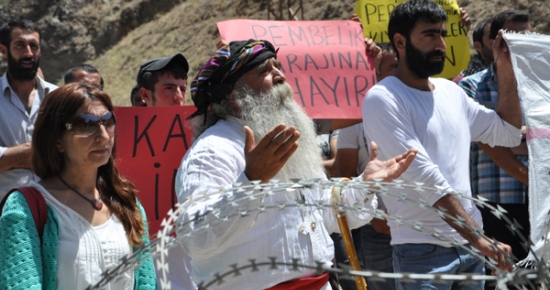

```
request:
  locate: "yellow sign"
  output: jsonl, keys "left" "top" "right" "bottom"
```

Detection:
{"left": 353, "top": 0, "right": 470, "bottom": 79}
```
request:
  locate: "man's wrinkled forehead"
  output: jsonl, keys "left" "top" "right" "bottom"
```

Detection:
{"left": 9, "top": 28, "right": 40, "bottom": 45}
{"left": 254, "top": 58, "right": 282, "bottom": 72}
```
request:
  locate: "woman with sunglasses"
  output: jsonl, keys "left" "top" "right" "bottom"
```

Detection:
{"left": 0, "top": 83, "right": 157, "bottom": 289}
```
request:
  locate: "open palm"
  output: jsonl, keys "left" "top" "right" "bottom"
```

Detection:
{"left": 363, "top": 141, "right": 417, "bottom": 182}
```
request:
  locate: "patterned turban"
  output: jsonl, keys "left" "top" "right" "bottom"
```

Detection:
{"left": 188, "top": 39, "right": 277, "bottom": 120}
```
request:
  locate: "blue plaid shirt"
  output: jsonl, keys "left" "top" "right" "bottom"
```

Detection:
{"left": 459, "top": 64, "right": 528, "bottom": 204}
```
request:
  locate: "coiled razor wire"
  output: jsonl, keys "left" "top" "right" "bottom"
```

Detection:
{"left": 86, "top": 178, "right": 550, "bottom": 289}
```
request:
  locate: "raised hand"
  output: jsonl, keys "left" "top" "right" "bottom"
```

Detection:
{"left": 216, "top": 39, "right": 228, "bottom": 49}
{"left": 243, "top": 124, "right": 300, "bottom": 183}
{"left": 362, "top": 141, "right": 417, "bottom": 182}
{"left": 492, "top": 30, "right": 511, "bottom": 66}
{"left": 350, "top": 13, "right": 363, "bottom": 30}
{"left": 459, "top": 8, "right": 472, "bottom": 32}
{"left": 364, "top": 37, "right": 381, "bottom": 58}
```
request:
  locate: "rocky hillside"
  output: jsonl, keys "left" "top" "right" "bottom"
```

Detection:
{"left": 0, "top": 0, "right": 548, "bottom": 105}
{"left": 0, "top": 0, "right": 188, "bottom": 83}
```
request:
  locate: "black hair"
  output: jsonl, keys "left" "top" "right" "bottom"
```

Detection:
{"left": 0, "top": 19, "right": 41, "bottom": 48}
{"left": 490, "top": 10, "right": 529, "bottom": 40}
{"left": 64, "top": 64, "right": 105, "bottom": 90}
{"left": 473, "top": 17, "right": 493, "bottom": 44}
{"left": 388, "top": 0, "right": 447, "bottom": 58}
{"left": 130, "top": 85, "right": 141, "bottom": 106}
{"left": 140, "top": 64, "right": 187, "bottom": 92}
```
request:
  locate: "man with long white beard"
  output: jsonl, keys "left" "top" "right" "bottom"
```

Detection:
{"left": 0, "top": 19, "right": 57, "bottom": 198}
{"left": 174, "top": 40, "right": 417, "bottom": 290}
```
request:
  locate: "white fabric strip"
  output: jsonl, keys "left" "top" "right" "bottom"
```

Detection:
{"left": 503, "top": 32, "right": 550, "bottom": 263}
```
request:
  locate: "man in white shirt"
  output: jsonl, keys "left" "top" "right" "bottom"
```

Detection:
{"left": 0, "top": 19, "right": 57, "bottom": 198}
{"left": 174, "top": 39, "right": 417, "bottom": 290}
{"left": 362, "top": 1, "right": 522, "bottom": 289}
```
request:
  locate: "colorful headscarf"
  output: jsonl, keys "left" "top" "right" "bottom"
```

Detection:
{"left": 188, "top": 39, "right": 277, "bottom": 120}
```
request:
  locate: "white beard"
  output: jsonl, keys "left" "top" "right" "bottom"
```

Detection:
{"left": 233, "top": 82, "right": 325, "bottom": 182}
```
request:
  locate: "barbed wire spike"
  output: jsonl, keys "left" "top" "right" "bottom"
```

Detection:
{"left": 291, "top": 258, "right": 301, "bottom": 271}
{"left": 249, "top": 259, "right": 260, "bottom": 272}
{"left": 213, "top": 273, "right": 225, "bottom": 286}
{"left": 229, "top": 264, "right": 242, "bottom": 276}
{"left": 269, "top": 257, "right": 279, "bottom": 270}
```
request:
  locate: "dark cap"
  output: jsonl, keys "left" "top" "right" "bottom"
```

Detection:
{"left": 136, "top": 53, "right": 189, "bottom": 87}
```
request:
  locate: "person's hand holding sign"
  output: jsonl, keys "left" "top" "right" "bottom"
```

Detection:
{"left": 459, "top": 8, "right": 472, "bottom": 32}
{"left": 350, "top": 13, "right": 363, "bottom": 30}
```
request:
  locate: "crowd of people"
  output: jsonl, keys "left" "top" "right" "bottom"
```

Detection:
{"left": 0, "top": 0, "right": 535, "bottom": 289}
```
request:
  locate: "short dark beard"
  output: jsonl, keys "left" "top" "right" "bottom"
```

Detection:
{"left": 480, "top": 43, "right": 494, "bottom": 66}
{"left": 7, "top": 48, "right": 39, "bottom": 81}
{"left": 405, "top": 38, "right": 445, "bottom": 78}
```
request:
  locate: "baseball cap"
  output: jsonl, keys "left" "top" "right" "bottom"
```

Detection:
{"left": 136, "top": 53, "right": 189, "bottom": 87}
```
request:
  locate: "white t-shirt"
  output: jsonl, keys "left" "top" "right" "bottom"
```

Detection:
{"left": 336, "top": 123, "right": 390, "bottom": 212}
{"left": 337, "top": 123, "right": 370, "bottom": 175}
{"left": 362, "top": 76, "right": 521, "bottom": 246}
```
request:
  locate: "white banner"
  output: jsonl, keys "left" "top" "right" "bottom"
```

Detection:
{"left": 504, "top": 32, "right": 550, "bottom": 262}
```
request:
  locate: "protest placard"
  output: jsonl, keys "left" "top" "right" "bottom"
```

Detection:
{"left": 218, "top": 19, "right": 376, "bottom": 119}
{"left": 115, "top": 106, "right": 195, "bottom": 235}
{"left": 353, "top": 0, "right": 470, "bottom": 79}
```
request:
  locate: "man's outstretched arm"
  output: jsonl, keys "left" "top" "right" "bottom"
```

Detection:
{"left": 476, "top": 142, "right": 528, "bottom": 185}
{"left": 433, "top": 194, "right": 513, "bottom": 272}
{"left": 0, "top": 143, "right": 32, "bottom": 172}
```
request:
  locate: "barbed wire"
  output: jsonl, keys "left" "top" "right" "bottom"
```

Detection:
{"left": 86, "top": 178, "right": 550, "bottom": 289}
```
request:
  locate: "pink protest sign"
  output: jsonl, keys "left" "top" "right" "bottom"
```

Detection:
{"left": 218, "top": 19, "right": 376, "bottom": 119}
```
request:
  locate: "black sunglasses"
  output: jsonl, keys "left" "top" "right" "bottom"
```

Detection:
{"left": 65, "top": 111, "right": 116, "bottom": 136}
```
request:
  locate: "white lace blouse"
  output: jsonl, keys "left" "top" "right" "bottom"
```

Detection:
{"left": 32, "top": 181, "right": 134, "bottom": 290}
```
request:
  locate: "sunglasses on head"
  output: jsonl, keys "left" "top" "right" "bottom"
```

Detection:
{"left": 65, "top": 111, "right": 116, "bottom": 136}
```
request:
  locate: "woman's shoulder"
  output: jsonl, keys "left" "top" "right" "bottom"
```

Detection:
{"left": 1, "top": 186, "right": 59, "bottom": 229}
{"left": 0, "top": 188, "right": 59, "bottom": 290}
{"left": 1, "top": 190, "right": 32, "bottom": 214}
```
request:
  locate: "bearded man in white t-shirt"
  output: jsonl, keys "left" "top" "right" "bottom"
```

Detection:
{"left": 362, "top": 0, "right": 523, "bottom": 289}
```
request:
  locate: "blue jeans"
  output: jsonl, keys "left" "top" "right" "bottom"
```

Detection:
{"left": 360, "top": 224, "right": 395, "bottom": 290}
{"left": 393, "top": 243, "right": 485, "bottom": 290}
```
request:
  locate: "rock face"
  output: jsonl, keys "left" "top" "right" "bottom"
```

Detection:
{"left": 0, "top": 0, "right": 185, "bottom": 78}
